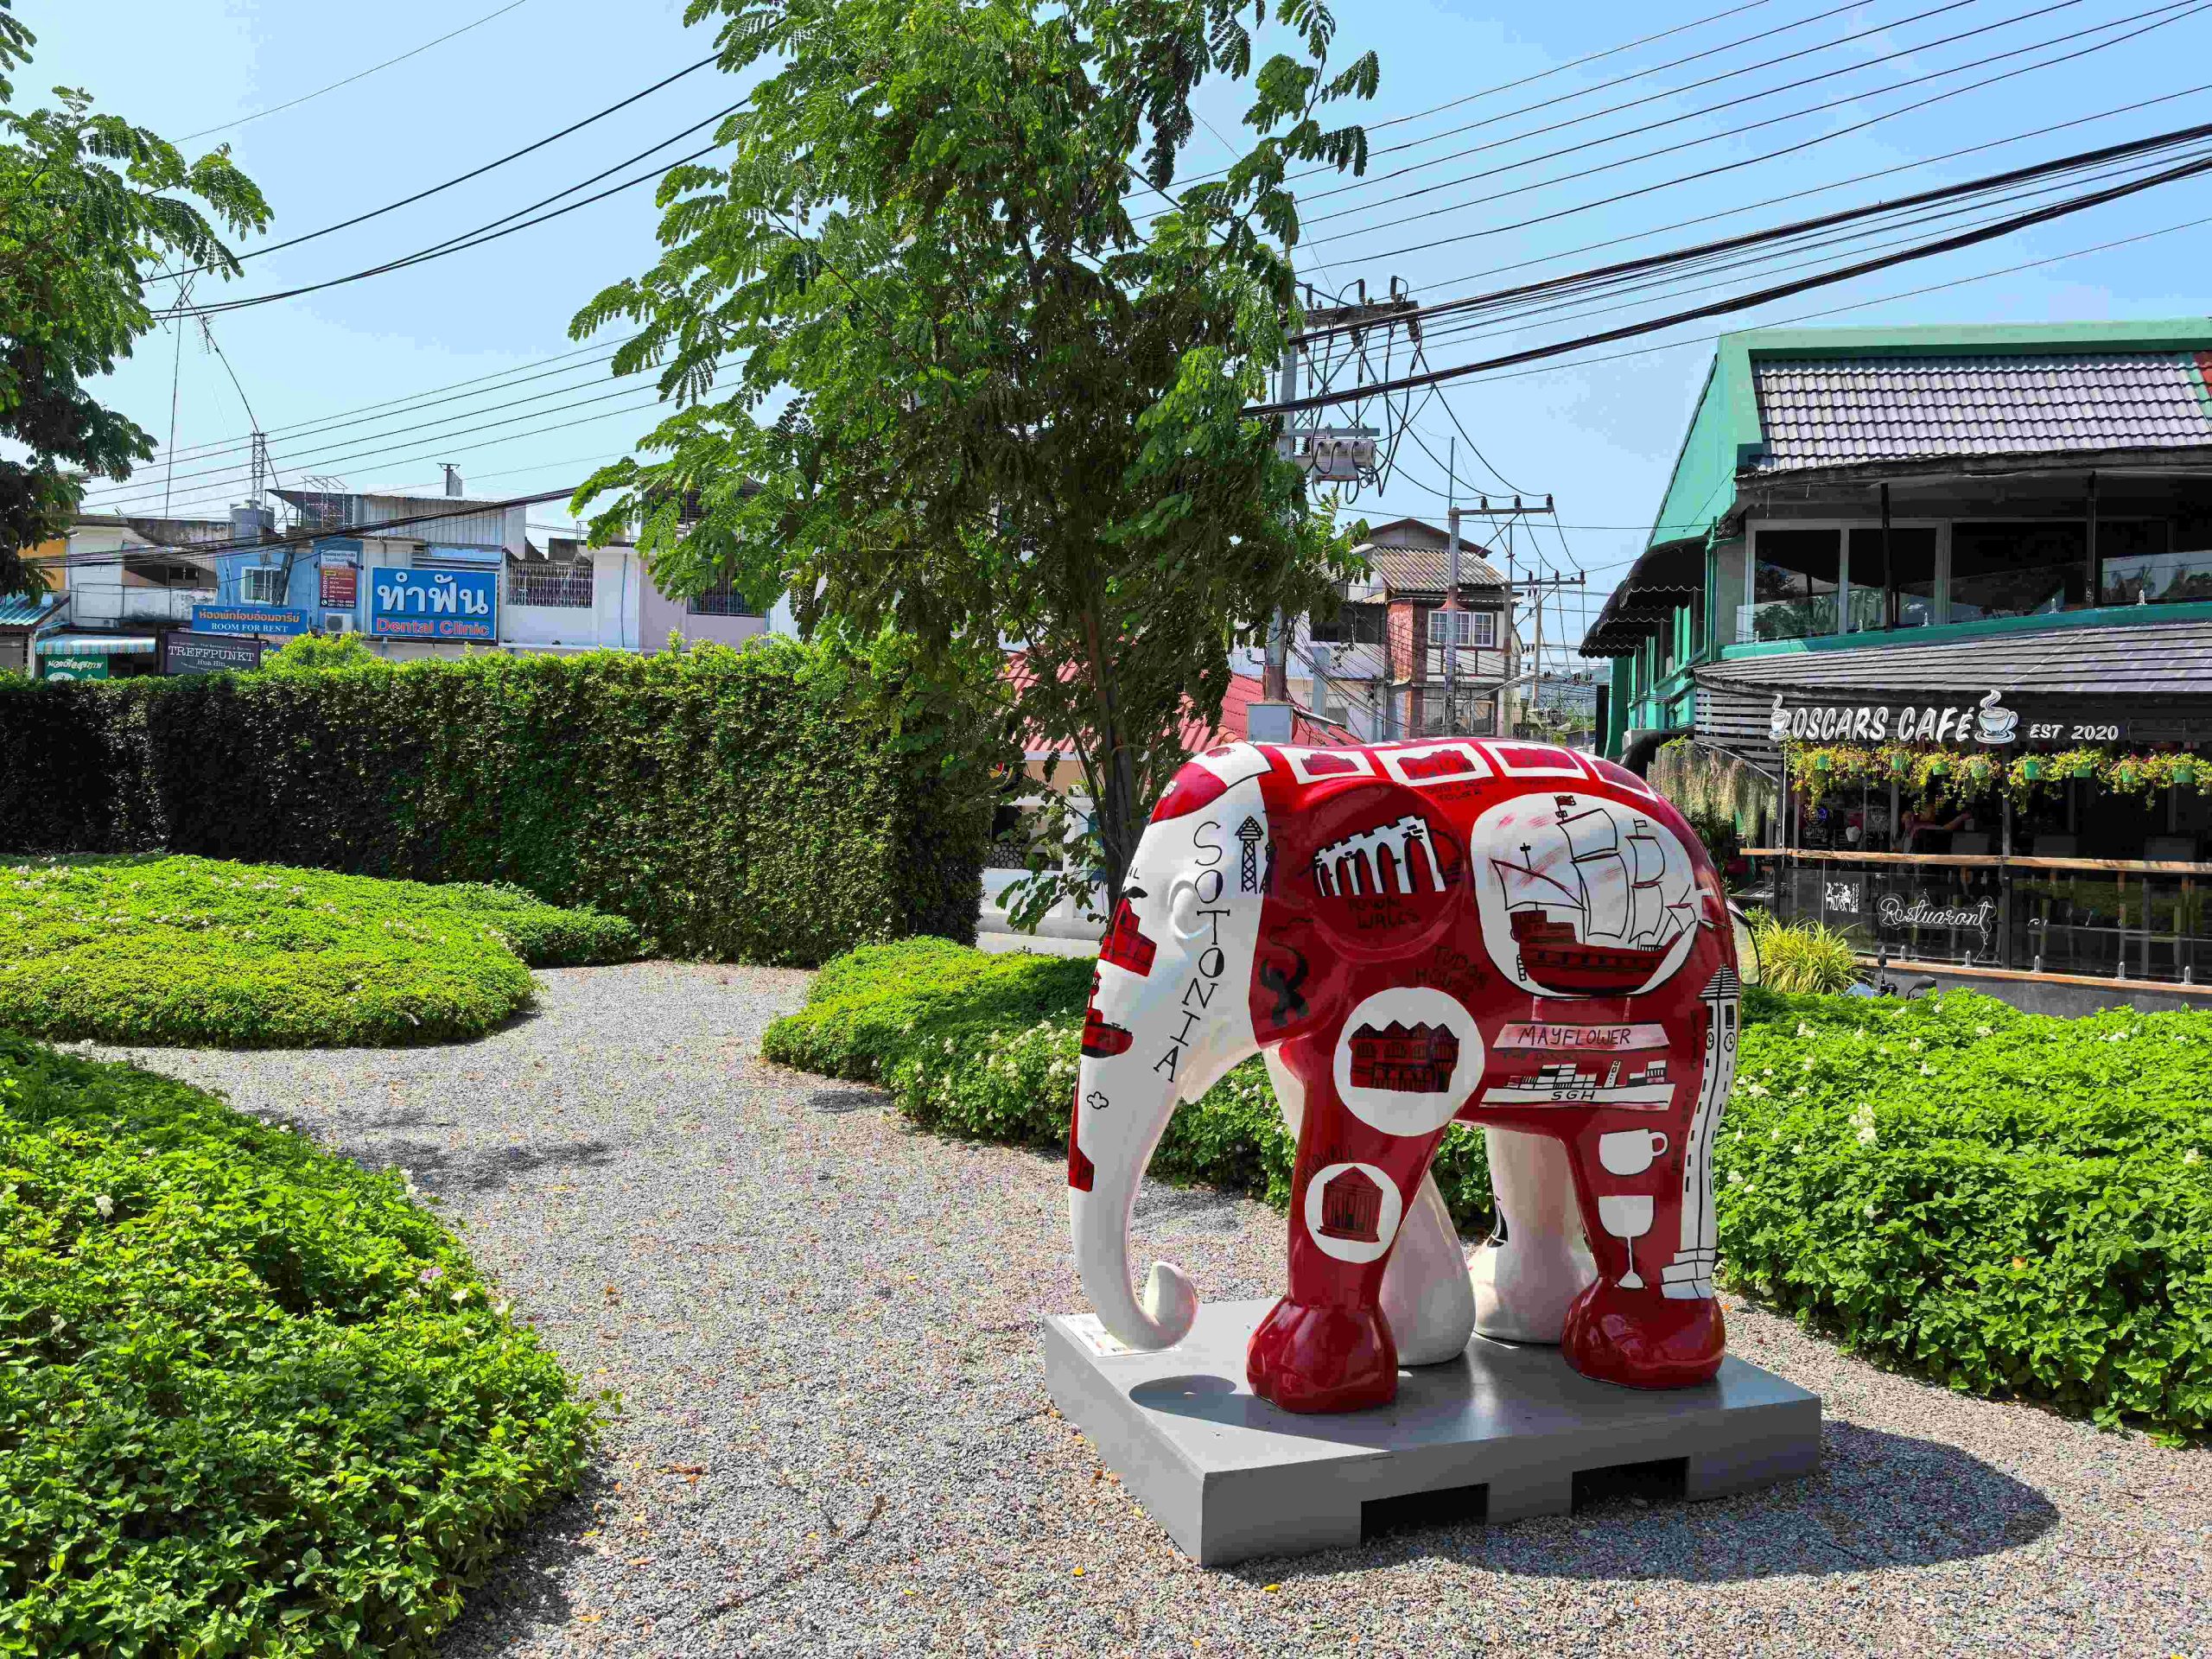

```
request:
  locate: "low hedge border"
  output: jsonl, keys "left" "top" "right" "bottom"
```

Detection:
{"left": 0, "top": 1037, "right": 599, "bottom": 1656}
{"left": 766, "top": 938, "right": 2212, "bottom": 1438}
{"left": 0, "top": 855, "right": 642, "bottom": 1048}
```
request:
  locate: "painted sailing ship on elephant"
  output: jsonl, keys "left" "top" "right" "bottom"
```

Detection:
{"left": 1489, "top": 795, "right": 1698, "bottom": 995}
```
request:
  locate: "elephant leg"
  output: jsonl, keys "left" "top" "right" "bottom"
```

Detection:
{"left": 1470, "top": 1126, "right": 1595, "bottom": 1344}
{"left": 1247, "top": 1068, "right": 1451, "bottom": 1414}
{"left": 1558, "top": 1122, "right": 1725, "bottom": 1389}
{"left": 1264, "top": 1052, "right": 1472, "bottom": 1370}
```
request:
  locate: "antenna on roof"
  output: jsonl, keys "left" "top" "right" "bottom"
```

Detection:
{"left": 441, "top": 463, "right": 463, "bottom": 499}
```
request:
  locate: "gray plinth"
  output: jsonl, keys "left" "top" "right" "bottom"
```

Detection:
{"left": 1042, "top": 1298, "right": 1820, "bottom": 1566}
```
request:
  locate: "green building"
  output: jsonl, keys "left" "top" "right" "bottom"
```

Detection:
{"left": 1584, "top": 320, "right": 2212, "bottom": 1005}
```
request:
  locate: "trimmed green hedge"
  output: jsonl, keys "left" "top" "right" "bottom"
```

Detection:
{"left": 0, "top": 855, "right": 639, "bottom": 1047}
{"left": 0, "top": 1038, "right": 598, "bottom": 1655}
{"left": 762, "top": 938, "right": 1497, "bottom": 1237}
{"left": 0, "top": 638, "right": 998, "bottom": 967}
{"left": 766, "top": 938, "right": 2212, "bottom": 1435}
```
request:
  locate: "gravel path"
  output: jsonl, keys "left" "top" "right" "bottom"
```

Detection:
{"left": 99, "top": 961, "right": 2209, "bottom": 1657}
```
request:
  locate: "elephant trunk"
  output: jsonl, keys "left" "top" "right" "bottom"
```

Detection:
{"left": 1068, "top": 1049, "right": 1198, "bottom": 1351}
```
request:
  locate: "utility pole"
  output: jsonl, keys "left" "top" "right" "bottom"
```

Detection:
{"left": 1441, "top": 435, "right": 1459, "bottom": 739}
{"left": 1262, "top": 338, "right": 1295, "bottom": 709}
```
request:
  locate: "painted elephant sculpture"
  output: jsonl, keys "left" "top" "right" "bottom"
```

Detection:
{"left": 1069, "top": 738, "right": 1742, "bottom": 1414}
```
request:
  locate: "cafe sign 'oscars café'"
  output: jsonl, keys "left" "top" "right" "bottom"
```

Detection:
{"left": 1582, "top": 321, "right": 2212, "bottom": 1011}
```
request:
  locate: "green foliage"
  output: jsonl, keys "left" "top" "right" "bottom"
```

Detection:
{"left": 0, "top": 1037, "right": 598, "bottom": 1655}
{"left": 1648, "top": 737, "right": 1772, "bottom": 836}
{"left": 764, "top": 936, "right": 1496, "bottom": 1233}
{"left": 775, "top": 942, "right": 2212, "bottom": 1435}
{"left": 570, "top": 0, "right": 1375, "bottom": 913}
{"left": 0, "top": 855, "right": 639, "bottom": 1047}
{"left": 1745, "top": 911, "right": 1861, "bottom": 995}
{"left": 264, "top": 632, "right": 389, "bottom": 671}
{"left": 1722, "top": 987, "right": 2212, "bottom": 1436}
{"left": 0, "top": 637, "right": 998, "bottom": 966}
{"left": 0, "top": 6, "right": 270, "bottom": 596}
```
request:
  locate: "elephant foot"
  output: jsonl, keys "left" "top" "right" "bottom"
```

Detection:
{"left": 1560, "top": 1281, "right": 1725, "bottom": 1389}
{"left": 1247, "top": 1298, "right": 1397, "bottom": 1414}
{"left": 1470, "top": 1234, "right": 1596, "bottom": 1345}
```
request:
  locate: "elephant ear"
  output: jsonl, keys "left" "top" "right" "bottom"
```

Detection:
{"left": 1272, "top": 778, "right": 1468, "bottom": 963}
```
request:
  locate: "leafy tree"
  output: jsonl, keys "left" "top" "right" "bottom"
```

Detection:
{"left": 0, "top": 3, "right": 268, "bottom": 597}
{"left": 570, "top": 0, "right": 1373, "bottom": 915}
{"left": 262, "top": 631, "right": 387, "bottom": 671}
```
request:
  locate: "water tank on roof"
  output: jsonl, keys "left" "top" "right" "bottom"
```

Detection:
{"left": 229, "top": 502, "right": 274, "bottom": 548}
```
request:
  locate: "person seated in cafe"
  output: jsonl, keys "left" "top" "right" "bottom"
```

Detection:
{"left": 1900, "top": 804, "right": 1976, "bottom": 854}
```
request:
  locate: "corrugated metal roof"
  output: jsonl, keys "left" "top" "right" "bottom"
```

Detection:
{"left": 1696, "top": 617, "right": 2212, "bottom": 697}
{"left": 1351, "top": 518, "right": 1506, "bottom": 593}
{"left": 1751, "top": 352, "right": 2212, "bottom": 473}
{"left": 0, "top": 594, "right": 55, "bottom": 627}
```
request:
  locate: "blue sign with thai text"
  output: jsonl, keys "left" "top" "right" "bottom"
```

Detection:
{"left": 194, "top": 602, "right": 308, "bottom": 638}
{"left": 368, "top": 569, "right": 498, "bottom": 641}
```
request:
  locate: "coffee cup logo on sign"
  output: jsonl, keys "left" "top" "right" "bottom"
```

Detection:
{"left": 1598, "top": 1128, "right": 1669, "bottom": 1177}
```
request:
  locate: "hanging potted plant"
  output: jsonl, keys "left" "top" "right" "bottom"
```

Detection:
{"left": 2004, "top": 753, "right": 2050, "bottom": 804}
{"left": 1966, "top": 753, "right": 1996, "bottom": 791}
{"left": 1877, "top": 743, "right": 1915, "bottom": 780}
{"left": 1909, "top": 748, "right": 1955, "bottom": 803}
{"left": 2046, "top": 747, "right": 2103, "bottom": 783}
{"left": 2143, "top": 750, "right": 2209, "bottom": 795}
{"left": 2101, "top": 752, "right": 2158, "bottom": 798}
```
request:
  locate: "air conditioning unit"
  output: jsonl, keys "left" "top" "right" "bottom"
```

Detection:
{"left": 323, "top": 613, "right": 355, "bottom": 634}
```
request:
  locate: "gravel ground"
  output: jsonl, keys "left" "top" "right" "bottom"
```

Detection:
{"left": 96, "top": 960, "right": 2209, "bottom": 1658}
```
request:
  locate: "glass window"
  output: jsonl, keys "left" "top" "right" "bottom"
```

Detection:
{"left": 1429, "top": 608, "right": 1495, "bottom": 648}
{"left": 1747, "top": 529, "right": 1840, "bottom": 640}
{"left": 687, "top": 573, "right": 760, "bottom": 617}
{"left": 2099, "top": 518, "right": 2212, "bottom": 605}
{"left": 1948, "top": 522, "right": 2088, "bottom": 620}
{"left": 1846, "top": 527, "right": 1937, "bottom": 632}
{"left": 1313, "top": 600, "right": 1387, "bottom": 645}
{"left": 242, "top": 565, "right": 284, "bottom": 605}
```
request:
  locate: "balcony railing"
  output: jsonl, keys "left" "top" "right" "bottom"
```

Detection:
{"left": 686, "top": 588, "right": 760, "bottom": 617}
{"left": 506, "top": 565, "right": 594, "bottom": 608}
{"left": 67, "top": 586, "right": 212, "bottom": 626}
{"left": 1745, "top": 849, "right": 2212, "bottom": 986}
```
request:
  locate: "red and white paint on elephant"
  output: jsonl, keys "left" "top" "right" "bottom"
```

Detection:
{"left": 1068, "top": 738, "right": 1741, "bottom": 1414}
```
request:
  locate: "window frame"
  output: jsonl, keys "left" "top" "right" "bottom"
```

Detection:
{"left": 240, "top": 564, "right": 286, "bottom": 606}
{"left": 1745, "top": 518, "right": 1950, "bottom": 639}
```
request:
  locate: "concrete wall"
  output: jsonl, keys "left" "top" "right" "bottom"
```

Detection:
{"left": 639, "top": 575, "right": 768, "bottom": 652}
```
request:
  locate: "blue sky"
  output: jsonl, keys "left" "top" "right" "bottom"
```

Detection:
{"left": 27, "top": 0, "right": 2212, "bottom": 652}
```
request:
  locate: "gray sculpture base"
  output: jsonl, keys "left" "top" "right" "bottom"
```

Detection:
{"left": 1042, "top": 1298, "right": 1820, "bottom": 1567}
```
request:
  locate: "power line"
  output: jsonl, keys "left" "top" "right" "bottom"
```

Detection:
{"left": 1255, "top": 146, "right": 2212, "bottom": 416}
{"left": 1298, "top": 0, "right": 2204, "bottom": 258}
{"left": 1135, "top": 0, "right": 1784, "bottom": 204}
{"left": 1344, "top": 133, "right": 2212, "bottom": 360}
{"left": 86, "top": 353, "right": 693, "bottom": 503}
{"left": 1299, "top": 119, "right": 2212, "bottom": 346}
{"left": 159, "top": 108, "right": 740, "bottom": 320}
{"left": 181, "top": 0, "right": 537, "bottom": 142}
{"left": 86, "top": 376, "right": 699, "bottom": 515}
{"left": 161, "top": 55, "right": 724, "bottom": 283}
{"left": 1393, "top": 79, "right": 2212, "bottom": 303}
{"left": 1298, "top": 0, "right": 2001, "bottom": 214}
{"left": 143, "top": 334, "right": 645, "bottom": 468}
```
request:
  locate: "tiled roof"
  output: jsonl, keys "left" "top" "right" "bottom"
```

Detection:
{"left": 1751, "top": 352, "right": 2212, "bottom": 472}
{"left": 0, "top": 593, "right": 55, "bottom": 628}
{"left": 1001, "top": 653, "right": 1349, "bottom": 756}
